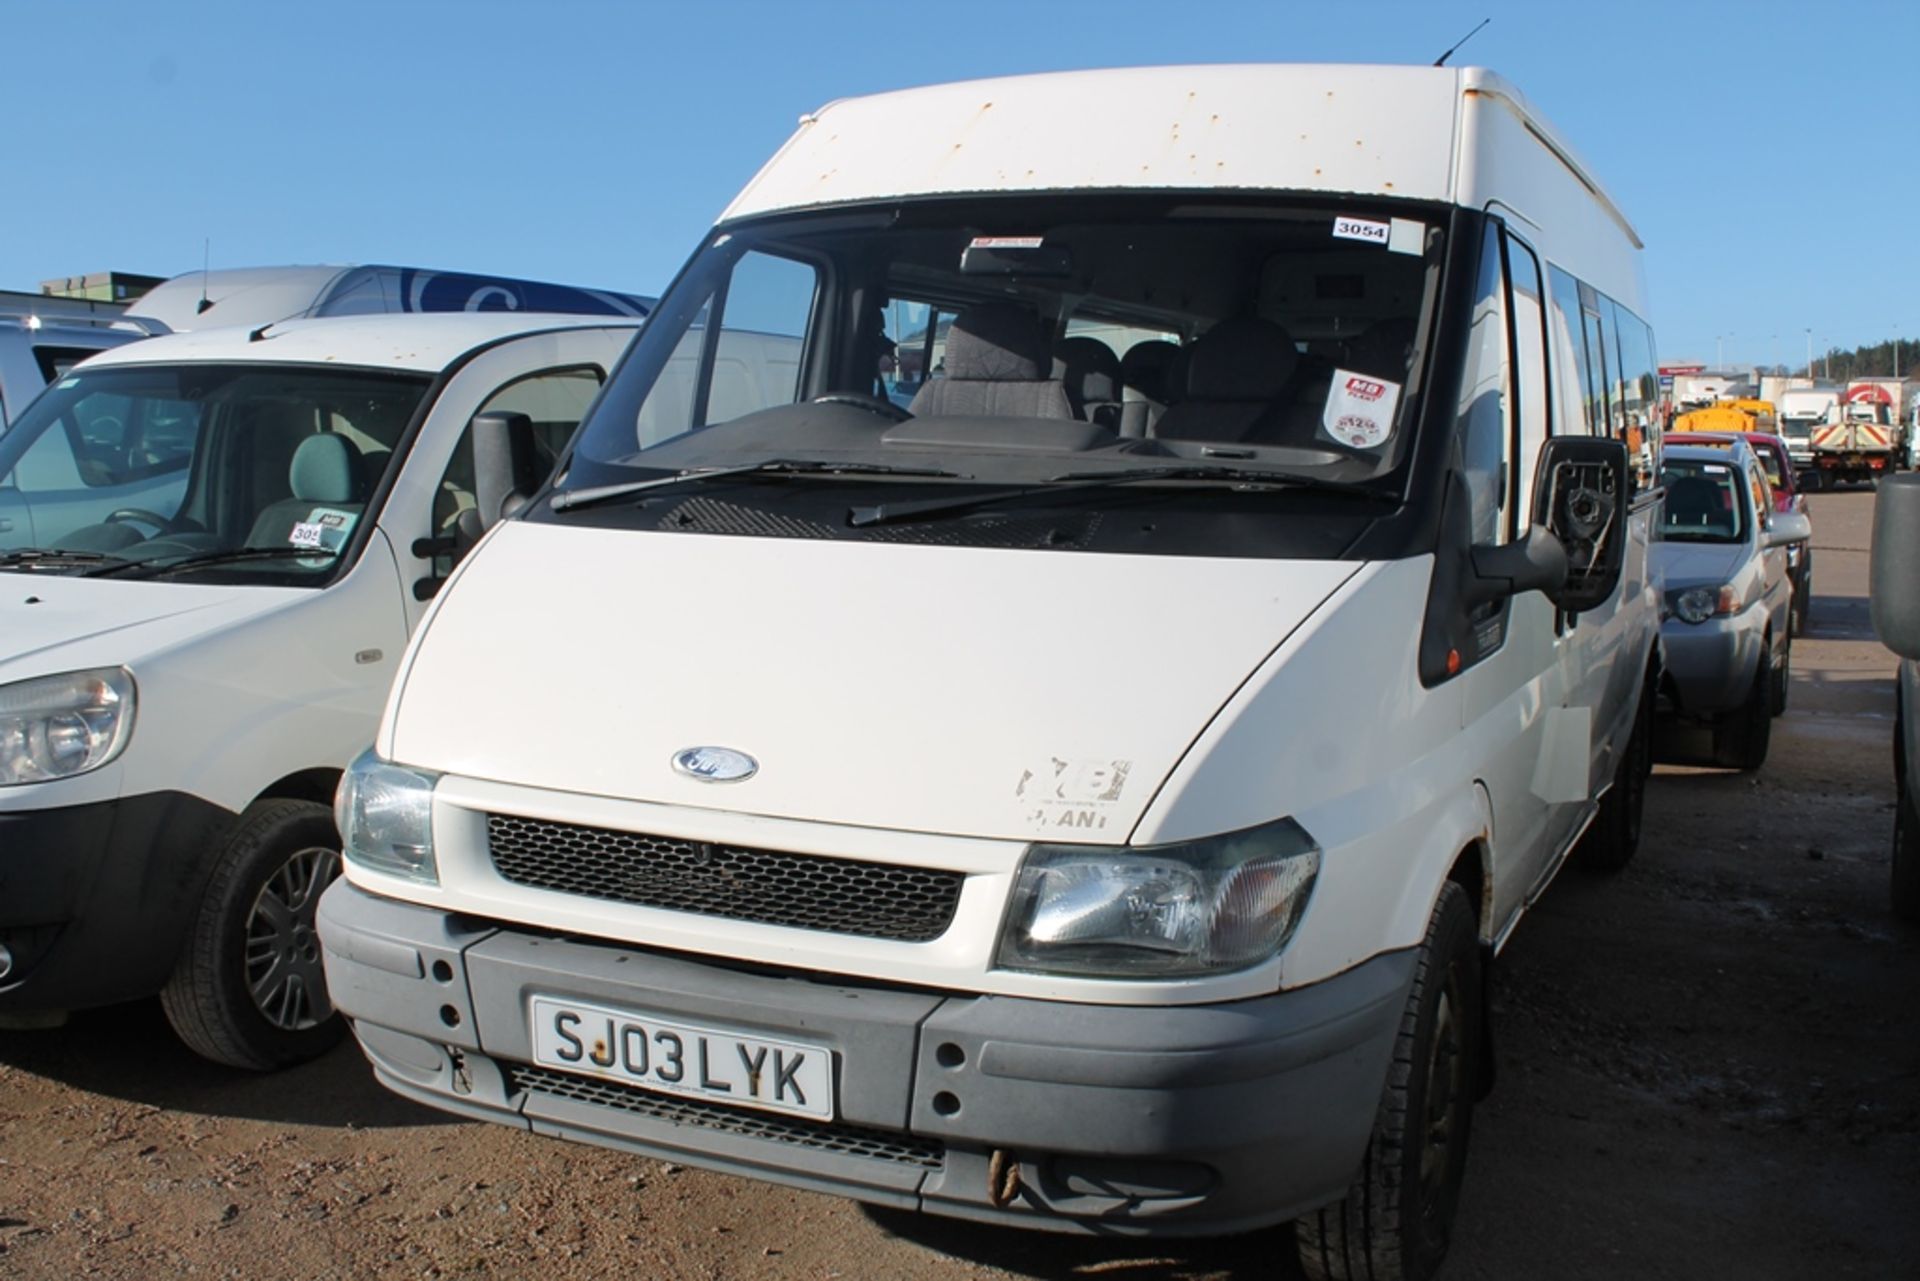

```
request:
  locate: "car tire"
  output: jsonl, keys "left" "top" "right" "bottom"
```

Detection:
{"left": 1792, "top": 578, "right": 1811, "bottom": 638}
{"left": 1296, "top": 881, "right": 1481, "bottom": 1281}
{"left": 160, "top": 798, "right": 346, "bottom": 1070}
{"left": 1895, "top": 782, "right": 1920, "bottom": 923}
{"left": 1712, "top": 649, "right": 1773, "bottom": 772}
{"left": 1577, "top": 676, "right": 1652, "bottom": 873}
{"left": 1770, "top": 634, "right": 1791, "bottom": 717}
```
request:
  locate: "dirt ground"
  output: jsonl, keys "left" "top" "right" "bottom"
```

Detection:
{"left": 3, "top": 489, "right": 1917, "bottom": 1281}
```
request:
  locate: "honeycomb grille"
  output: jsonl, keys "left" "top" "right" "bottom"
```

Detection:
{"left": 505, "top": 1063, "right": 945, "bottom": 1168}
{"left": 485, "top": 814, "right": 963, "bottom": 943}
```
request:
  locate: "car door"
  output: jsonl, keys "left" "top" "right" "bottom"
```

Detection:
{"left": 1748, "top": 458, "right": 1790, "bottom": 638}
{"left": 375, "top": 327, "right": 635, "bottom": 632}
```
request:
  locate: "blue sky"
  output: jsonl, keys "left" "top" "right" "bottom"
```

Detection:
{"left": 6, "top": 0, "right": 1915, "bottom": 368}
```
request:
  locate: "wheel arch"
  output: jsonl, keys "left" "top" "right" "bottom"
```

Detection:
{"left": 252, "top": 767, "right": 343, "bottom": 815}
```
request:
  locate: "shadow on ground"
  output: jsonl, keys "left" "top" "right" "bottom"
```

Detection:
{"left": 0, "top": 997, "right": 444, "bottom": 1129}
{"left": 860, "top": 1204, "right": 1300, "bottom": 1280}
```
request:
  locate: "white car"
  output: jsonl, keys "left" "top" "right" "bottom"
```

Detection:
{"left": 0, "top": 312, "right": 637, "bottom": 1068}
{"left": 322, "top": 64, "right": 1662, "bottom": 1281}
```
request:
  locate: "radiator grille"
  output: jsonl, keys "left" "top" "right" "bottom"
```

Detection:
{"left": 485, "top": 813, "right": 963, "bottom": 943}
{"left": 505, "top": 1063, "right": 944, "bottom": 1168}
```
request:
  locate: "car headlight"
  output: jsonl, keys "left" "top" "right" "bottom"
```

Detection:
{"left": 1668, "top": 584, "right": 1738, "bottom": 624}
{"left": 996, "top": 817, "right": 1320, "bottom": 978}
{"left": 0, "top": 667, "right": 136, "bottom": 786}
{"left": 336, "top": 748, "right": 440, "bottom": 884}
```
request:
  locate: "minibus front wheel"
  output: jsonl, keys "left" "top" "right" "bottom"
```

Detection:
{"left": 1296, "top": 880, "right": 1480, "bottom": 1281}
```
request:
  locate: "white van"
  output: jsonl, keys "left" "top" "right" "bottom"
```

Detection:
{"left": 0, "top": 313, "right": 637, "bottom": 1068}
{"left": 320, "top": 65, "right": 1662, "bottom": 1280}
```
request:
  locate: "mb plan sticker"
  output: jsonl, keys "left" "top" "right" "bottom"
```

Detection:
{"left": 1321, "top": 369, "right": 1403, "bottom": 449}
{"left": 288, "top": 507, "right": 358, "bottom": 560}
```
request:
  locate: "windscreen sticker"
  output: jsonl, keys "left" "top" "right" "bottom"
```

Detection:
{"left": 289, "top": 506, "right": 358, "bottom": 560}
{"left": 1388, "top": 217, "right": 1426, "bottom": 255}
{"left": 1332, "top": 216, "right": 1391, "bottom": 247}
{"left": 1016, "top": 757, "right": 1133, "bottom": 832}
{"left": 1321, "top": 371, "right": 1403, "bottom": 449}
{"left": 58, "top": 377, "right": 81, "bottom": 389}
{"left": 968, "top": 235, "right": 1045, "bottom": 250}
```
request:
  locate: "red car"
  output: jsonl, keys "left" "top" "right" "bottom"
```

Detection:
{"left": 1665, "top": 430, "right": 1813, "bottom": 634}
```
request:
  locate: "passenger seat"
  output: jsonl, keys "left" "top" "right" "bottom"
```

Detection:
{"left": 246, "top": 433, "right": 369, "bottom": 547}
{"left": 1153, "top": 318, "right": 1299, "bottom": 444}
{"left": 1118, "top": 340, "right": 1184, "bottom": 438}
{"left": 1056, "top": 336, "right": 1123, "bottom": 431}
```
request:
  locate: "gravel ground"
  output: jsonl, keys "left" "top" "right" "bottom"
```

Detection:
{"left": 3, "top": 488, "right": 1916, "bottom": 1280}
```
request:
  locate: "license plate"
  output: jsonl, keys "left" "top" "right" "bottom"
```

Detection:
{"left": 529, "top": 996, "right": 835, "bottom": 1120}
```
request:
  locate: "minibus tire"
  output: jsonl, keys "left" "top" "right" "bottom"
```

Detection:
{"left": 1296, "top": 881, "right": 1480, "bottom": 1281}
{"left": 1712, "top": 653, "right": 1773, "bottom": 772}
{"left": 160, "top": 799, "right": 346, "bottom": 1070}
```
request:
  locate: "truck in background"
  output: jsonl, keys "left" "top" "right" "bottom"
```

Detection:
{"left": 1810, "top": 385, "right": 1900, "bottom": 487}
{"left": 1777, "top": 385, "right": 1842, "bottom": 483}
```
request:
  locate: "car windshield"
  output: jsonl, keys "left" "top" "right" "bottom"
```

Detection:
{"left": 0, "top": 363, "right": 431, "bottom": 581}
{"left": 1659, "top": 458, "right": 1747, "bottom": 543}
{"left": 561, "top": 194, "right": 1447, "bottom": 497}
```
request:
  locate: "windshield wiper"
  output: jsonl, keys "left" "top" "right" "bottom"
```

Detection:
{"left": 87, "top": 546, "right": 343, "bottom": 579}
{"left": 551, "top": 459, "right": 967, "bottom": 514}
{"left": 847, "top": 464, "right": 1388, "bottom": 529}
{"left": 0, "top": 547, "right": 135, "bottom": 572}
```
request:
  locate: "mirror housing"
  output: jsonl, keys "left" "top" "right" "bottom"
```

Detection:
{"left": 1469, "top": 525, "right": 1568, "bottom": 602}
{"left": 472, "top": 411, "right": 541, "bottom": 529}
{"left": 1532, "top": 435, "right": 1630, "bottom": 614}
{"left": 1871, "top": 474, "right": 1920, "bottom": 660}
{"left": 1767, "top": 510, "right": 1811, "bottom": 549}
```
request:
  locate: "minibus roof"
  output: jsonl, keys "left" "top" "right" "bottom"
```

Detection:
{"left": 721, "top": 63, "right": 1637, "bottom": 244}
{"left": 76, "top": 312, "right": 639, "bottom": 375}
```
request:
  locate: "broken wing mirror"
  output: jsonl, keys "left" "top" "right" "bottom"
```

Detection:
{"left": 1532, "top": 436, "right": 1630, "bottom": 615}
{"left": 472, "top": 410, "right": 541, "bottom": 529}
{"left": 1468, "top": 525, "right": 1569, "bottom": 603}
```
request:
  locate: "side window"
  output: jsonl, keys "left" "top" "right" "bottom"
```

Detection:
{"left": 1750, "top": 463, "right": 1772, "bottom": 531}
{"left": 1581, "top": 302, "right": 1612, "bottom": 438}
{"left": 633, "top": 250, "right": 816, "bottom": 445}
{"left": 878, "top": 299, "right": 948, "bottom": 408}
{"left": 33, "top": 346, "right": 101, "bottom": 384}
{"left": 1504, "top": 233, "right": 1551, "bottom": 540}
{"left": 1546, "top": 266, "right": 1592, "bottom": 437}
{"left": 1610, "top": 302, "right": 1659, "bottom": 493}
{"left": 15, "top": 387, "right": 202, "bottom": 491}
{"left": 1457, "top": 221, "right": 1512, "bottom": 546}
{"left": 430, "top": 366, "right": 605, "bottom": 561}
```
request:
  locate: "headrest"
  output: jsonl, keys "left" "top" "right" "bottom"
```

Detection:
{"left": 1347, "top": 318, "right": 1418, "bottom": 380}
{"left": 943, "top": 303, "right": 1052, "bottom": 381}
{"left": 289, "top": 433, "right": 361, "bottom": 504}
{"left": 1182, "top": 318, "right": 1298, "bottom": 402}
{"left": 1120, "top": 339, "right": 1186, "bottom": 404}
{"left": 1056, "top": 336, "right": 1121, "bottom": 404}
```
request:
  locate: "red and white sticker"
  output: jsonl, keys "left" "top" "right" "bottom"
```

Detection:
{"left": 1332, "top": 217, "right": 1391, "bottom": 247}
{"left": 1321, "top": 369, "right": 1403, "bottom": 449}
{"left": 968, "top": 235, "right": 1045, "bottom": 250}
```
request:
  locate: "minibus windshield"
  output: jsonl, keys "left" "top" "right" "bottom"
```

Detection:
{"left": 562, "top": 194, "right": 1448, "bottom": 502}
{"left": 0, "top": 363, "right": 430, "bottom": 581}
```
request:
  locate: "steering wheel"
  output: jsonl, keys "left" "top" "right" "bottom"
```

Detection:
{"left": 811, "top": 392, "right": 911, "bottom": 422}
{"left": 105, "top": 508, "right": 174, "bottom": 530}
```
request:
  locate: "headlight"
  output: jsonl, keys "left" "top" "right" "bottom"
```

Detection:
{"left": 0, "top": 667, "right": 136, "bottom": 785}
{"left": 1669, "top": 584, "right": 1737, "bottom": 624}
{"left": 336, "top": 748, "right": 440, "bottom": 884}
{"left": 996, "top": 817, "right": 1321, "bottom": 978}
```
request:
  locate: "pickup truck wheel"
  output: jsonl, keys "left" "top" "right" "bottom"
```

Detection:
{"left": 1712, "top": 650, "right": 1773, "bottom": 772}
{"left": 160, "top": 799, "right": 346, "bottom": 1070}
{"left": 1894, "top": 784, "right": 1920, "bottom": 922}
{"left": 1576, "top": 676, "right": 1652, "bottom": 873}
{"left": 1296, "top": 881, "right": 1480, "bottom": 1281}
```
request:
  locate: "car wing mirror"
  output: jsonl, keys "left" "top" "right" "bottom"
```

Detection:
{"left": 1768, "top": 510, "right": 1811, "bottom": 547}
{"left": 1532, "top": 435, "right": 1630, "bottom": 615}
{"left": 472, "top": 410, "right": 541, "bottom": 529}
{"left": 1872, "top": 475, "right": 1920, "bottom": 659}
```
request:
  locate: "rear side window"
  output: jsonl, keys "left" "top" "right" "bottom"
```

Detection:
{"left": 33, "top": 346, "right": 107, "bottom": 384}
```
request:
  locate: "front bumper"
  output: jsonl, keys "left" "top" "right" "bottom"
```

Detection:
{"left": 0, "top": 791, "right": 234, "bottom": 1010}
{"left": 321, "top": 880, "right": 1415, "bottom": 1237}
{"left": 1659, "top": 614, "right": 1764, "bottom": 718}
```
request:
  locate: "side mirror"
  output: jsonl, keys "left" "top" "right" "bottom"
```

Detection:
{"left": 1766, "top": 510, "right": 1810, "bottom": 548}
{"left": 1469, "top": 525, "right": 1568, "bottom": 602}
{"left": 1871, "top": 474, "right": 1920, "bottom": 659}
{"left": 1532, "top": 435, "right": 1629, "bottom": 615}
{"left": 472, "top": 410, "right": 540, "bottom": 530}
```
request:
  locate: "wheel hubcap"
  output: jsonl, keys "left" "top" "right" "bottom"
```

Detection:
{"left": 244, "top": 846, "right": 341, "bottom": 1030}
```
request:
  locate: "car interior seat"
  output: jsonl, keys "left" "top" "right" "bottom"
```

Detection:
{"left": 245, "top": 432, "right": 368, "bottom": 548}
{"left": 1118, "top": 340, "right": 1185, "bottom": 439}
{"left": 905, "top": 303, "right": 1076, "bottom": 420}
{"left": 1056, "top": 336, "right": 1124, "bottom": 430}
{"left": 1153, "top": 317, "right": 1300, "bottom": 444}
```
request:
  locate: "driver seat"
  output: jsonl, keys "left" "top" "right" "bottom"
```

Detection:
{"left": 245, "top": 433, "right": 369, "bottom": 548}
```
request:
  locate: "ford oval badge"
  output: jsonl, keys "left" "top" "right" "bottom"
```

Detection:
{"left": 672, "top": 746, "right": 758, "bottom": 783}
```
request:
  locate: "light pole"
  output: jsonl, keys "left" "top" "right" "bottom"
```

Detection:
{"left": 1806, "top": 328, "right": 1814, "bottom": 379}
{"left": 1716, "top": 333, "right": 1727, "bottom": 368}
